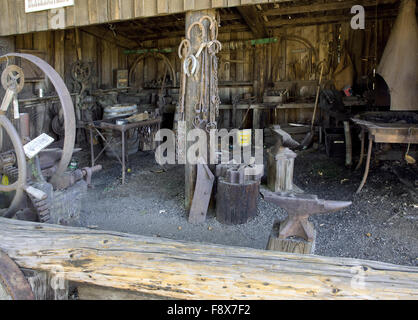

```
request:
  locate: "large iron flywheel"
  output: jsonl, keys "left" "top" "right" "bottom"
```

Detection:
{"left": 0, "top": 53, "right": 76, "bottom": 187}
{"left": 0, "top": 250, "right": 34, "bottom": 300}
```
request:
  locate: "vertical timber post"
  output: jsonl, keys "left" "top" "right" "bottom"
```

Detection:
{"left": 0, "top": 36, "right": 15, "bottom": 97}
{"left": 0, "top": 36, "right": 15, "bottom": 56}
{"left": 184, "top": 9, "right": 217, "bottom": 211}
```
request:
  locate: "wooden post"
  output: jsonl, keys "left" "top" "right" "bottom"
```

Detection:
{"left": 0, "top": 36, "right": 15, "bottom": 56}
{"left": 253, "top": 107, "right": 262, "bottom": 130}
{"left": 54, "top": 30, "right": 65, "bottom": 79}
{"left": 184, "top": 9, "right": 217, "bottom": 211}
{"left": 0, "top": 36, "right": 15, "bottom": 99}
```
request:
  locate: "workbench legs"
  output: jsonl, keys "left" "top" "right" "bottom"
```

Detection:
{"left": 89, "top": 127, "right": 128, "bottom": 185}
{"left": 122, "top": 131, "right": 126, "bottom": 185}
{"left": 356, "top": 129, "right": 366, "bottom": 171}
{"left": 356, "top": 133, "right": 373, "bottom": 194}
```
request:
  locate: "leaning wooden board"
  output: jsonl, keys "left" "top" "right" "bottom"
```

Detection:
{"left": 0, "top": 217, "right": 417, "bottom": 300}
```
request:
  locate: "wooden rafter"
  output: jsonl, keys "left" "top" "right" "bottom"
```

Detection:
{"left": 266, "top": 9, "right": 399, "bottom": 28}
{"left": 237, "top": 5, "right": 268, "bottom": 38}
{"left": 82, "top": 25, "right": 139, "bottom": 49}
{"left": 263, "top": 0, "right": 399, "bottom": 16}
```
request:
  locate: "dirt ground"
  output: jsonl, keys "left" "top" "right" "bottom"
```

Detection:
{"left": 76, "top": 142, "right": 418, "bottom": 267}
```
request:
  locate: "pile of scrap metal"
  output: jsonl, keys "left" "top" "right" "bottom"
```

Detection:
{"left": 0, "top": 53, "right": 101, "bottom": 226}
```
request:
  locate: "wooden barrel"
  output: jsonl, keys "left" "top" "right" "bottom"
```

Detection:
{"left": 216, "top": 178, "right": 260, "bottom": 225}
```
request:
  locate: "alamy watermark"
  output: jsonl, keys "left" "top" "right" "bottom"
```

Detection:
{"left": 351, "top": 5, "right": 366, "bottom": 30}
{"left": 155, "top": 122, "right": 264, "bottom": 166}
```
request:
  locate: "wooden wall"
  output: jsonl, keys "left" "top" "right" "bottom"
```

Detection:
{"left": 14, "top": 29, "right": 127, "bottom": 90}
{"left": 129, "top": 18, "right": 394, "bottom": 97}
{"left": 8, "top": 14, "right": 394, "bottom": 128}
{"left": 0, "top": 0, "right": 280, "bottom": 36}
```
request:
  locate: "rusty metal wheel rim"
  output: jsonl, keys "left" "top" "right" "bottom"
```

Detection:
{"left": 0, "top": 115, "right": 27, "bottom": 218}
{"left": 0, "top": 250, "right": 34, "bottom": 300}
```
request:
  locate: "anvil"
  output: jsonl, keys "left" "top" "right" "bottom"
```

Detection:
{"left": 261, "top": 188, "right": 352, "bottom": 242}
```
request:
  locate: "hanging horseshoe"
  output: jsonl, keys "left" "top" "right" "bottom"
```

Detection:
{"left": 183, "top": 55, "right": 198, "bottom": 77}
{"left": 178, "top": 39, "right": 192, "bottom": 60}
{"left": 186, "top": 21, "right": 206, "bottom": 41}
{"left": 199, "top": 15, "right": 217, "bottom": 41}
{"left": 208, "top": 40, "right": 222, "bottom": 54}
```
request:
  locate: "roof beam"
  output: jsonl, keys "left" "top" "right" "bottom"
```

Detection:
{"left": 133, "top": 24, "right": 250, "bottom": 42}
{"left": 263, "top": 0, "right": 398, "bottom": 17}
{"left": 266, "top": 9, "right": 398, "bottom": 28}
{"left": 82, "top": 25, "right": 139, "bottom": 49}
{"left": 237, "top": 5, "right": 268, "bottom": 38}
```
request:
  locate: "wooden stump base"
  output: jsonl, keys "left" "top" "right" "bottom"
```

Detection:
{"left": 266, "top": 220, "right": 316, "bottom": 254}
{"left": 216, "top": 179, "right": 260, "bottom": 225}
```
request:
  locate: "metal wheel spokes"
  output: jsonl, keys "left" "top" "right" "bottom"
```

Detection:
{"left": 71, "top": 60, "right": 91, "bottom": 83}
{"left": 1, "top": 65, "right": 25, "bottom": 93}
{"left": 0, "top": 53, "right": 76, "bottom": 187}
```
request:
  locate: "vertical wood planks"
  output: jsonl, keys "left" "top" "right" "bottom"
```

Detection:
{"left": 1, "top": 0, "right": 289, "bottom": 36}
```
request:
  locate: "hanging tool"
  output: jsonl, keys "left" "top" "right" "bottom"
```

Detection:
{"left": 300, "top": 64, "right": 325, "bottom": 149}
{"left": 405, "top": 128, "right": 416, "bottom": 164}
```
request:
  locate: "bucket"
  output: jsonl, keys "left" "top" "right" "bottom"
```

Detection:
{"left": 237, "top": 129, "right": 252, "bottom": 147}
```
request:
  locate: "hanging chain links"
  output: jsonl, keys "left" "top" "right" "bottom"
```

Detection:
{"left": 177, "top": 15, "right": 222, "bottom": 133}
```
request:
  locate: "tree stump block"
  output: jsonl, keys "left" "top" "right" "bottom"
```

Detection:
{"left": 216, "top": 178, "right": 260, "bottom": 225}
{"left": 266, "top": 220, "right": 316, "bottom": 254}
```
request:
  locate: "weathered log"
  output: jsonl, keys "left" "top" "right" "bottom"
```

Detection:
{"left": 0, "top": 218, "right": 417, "bottom": 300}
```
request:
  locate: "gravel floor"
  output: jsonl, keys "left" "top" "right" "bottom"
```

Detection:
{"left": 76, "top": 144, "right": 418, "bottom": 267}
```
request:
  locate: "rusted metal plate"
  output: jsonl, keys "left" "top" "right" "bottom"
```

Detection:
{"left": 0, "top": 250, "right": 34, "bottom": 300}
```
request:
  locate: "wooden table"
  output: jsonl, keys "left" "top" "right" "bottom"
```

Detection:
{"left": 351, "top": 117, "right": 418, "bottom": 193}
{"left": 84, "top": 117, "right": 161, "bottom": 184}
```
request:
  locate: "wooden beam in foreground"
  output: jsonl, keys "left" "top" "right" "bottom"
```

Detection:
{"left": 0, "top": 218, "right": 417, "bottom": 300}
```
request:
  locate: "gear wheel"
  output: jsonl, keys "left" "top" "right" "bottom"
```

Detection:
{"left": 2, "top": 165, "right": 51, "bottom": 223}
{"left": 1, "top": 65, "right": 25, "bottom": 93}
{"left": 71, "top": 61, "right": 92, "bottom": 83}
